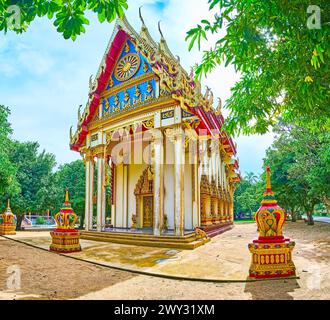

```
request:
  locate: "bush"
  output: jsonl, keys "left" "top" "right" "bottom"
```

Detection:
{"left": 35, "top": 216, "right": 45, "bottom": 225}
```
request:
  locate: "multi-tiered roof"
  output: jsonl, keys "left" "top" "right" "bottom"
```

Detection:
{"left": 69, "top": 11, "right": 239, "bottom": 180}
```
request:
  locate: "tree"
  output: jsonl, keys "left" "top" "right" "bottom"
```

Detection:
{"left": 0, "top": 105, "right": 19, "bottom": 204}
{"left": 264, "top": 134, "right": 302, "bottom": 222}
{"left": 186, "top": 0, "right": 330, "bottom": 135}
{"left": 54, "top": 160, "right": 86, "bottom": 228}
{"left": 0, "top": 0, "right": 128, "bottom": 40}
{"left": 234, "top": 172, "right": 262, "bottom": 217}
{"left": 263, "top": 121, "right": 330, "bottom": 225}
{"left": 8, "top": 141, "right": 57, "bottom": 229}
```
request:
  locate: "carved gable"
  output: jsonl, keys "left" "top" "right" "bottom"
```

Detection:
{"left": 100, "top": 39, "right": 157, "bottom": 119}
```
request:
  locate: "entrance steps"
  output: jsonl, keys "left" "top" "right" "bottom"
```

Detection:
{"left": 80, "top": 230, "right": 210, "bottom": 250}
{"left": 202, "top": 222, "right": 234, "bottom": 238}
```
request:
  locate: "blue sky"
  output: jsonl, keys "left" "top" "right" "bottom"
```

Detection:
{"left": 0, "top": 0, "right": 274, "bottom": 175}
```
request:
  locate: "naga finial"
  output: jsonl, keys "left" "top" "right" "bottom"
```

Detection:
{"left": 209, "top": 89, "right": 214, "bottom": 106}
{"left": 204, "top": 86, "right": 211, "bottom": 99}
{"left": 158, "top": 21, "right": 165, "bottom": 40}
{"left": 216, "top": 97, "right": 222, "bottom": 115}
{"left": 78, "top": 104, "right": 82, "bottom": 120}
{"left": 139, "top": 6, "right": 146, "bottom": 27}
{"left": 70, "top": 126, "right": 73, "bottom": 140}
{"left": 189, "top": 66, "right": 195, "bottom": 80}
{"left": 89, "top": 74, "right": 94, "bottom": 90}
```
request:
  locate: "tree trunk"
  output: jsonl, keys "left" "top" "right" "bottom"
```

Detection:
{"left": 16, "top": 215, "right": 24, "bottom": 231}
{"left": 291, "top": 209, "right": 297, "bottom": 222}
{"left": 79, "top": 214, "right": 85, "bottom": 230}
{"left": 306, "top": 212, "right": 314, "bottom": 225}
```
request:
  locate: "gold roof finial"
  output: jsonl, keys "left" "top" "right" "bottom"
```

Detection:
{"left": 215, "top": 97, "right": 222, "bottom": 116}
{"left": 65, "top": 187, "right": 70, "bottom": 203}
{"left": 266, "top": 166, "right": 271, "bottom": 190}
{"left": 7, "top": 199, "right": 11, "bottom": 209}
{"left": 78, "top": 105, "right": 82, "bottom": 120}
{"left": 139, "top": 6, "right": 146, "bottom": 28}
{"left": 158, "top": 21, "right": 165, "bottom": 41}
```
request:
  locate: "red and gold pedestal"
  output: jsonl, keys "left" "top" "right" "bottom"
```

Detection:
{"left": 49, "top": 188, "right": 81, "bottom": 254}
{"left": 248, "top": 237, "right": 296, "bottom": 279}
{"left": 0, "top": 200, "right": 16, "bottom": 236}
{"left": 0, "top": 223, "right": 16, "bottom": 235}
{"left": 50, "top": 229, "right": 81, "bottom": 253}
{"left": 248, "top": 167, "right": 296, "bottom": 280}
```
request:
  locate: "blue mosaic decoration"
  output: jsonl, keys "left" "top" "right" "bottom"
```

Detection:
{"left": 101, "top": 39, "right": 156, "bottom": 118}
{"left": 106, "top": 39, "right": 152, "bottom": 90}
{"left": 102, "top": 78, "right": 156, "bottom": 117}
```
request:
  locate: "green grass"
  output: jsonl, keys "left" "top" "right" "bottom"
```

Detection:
{"left": 234, "top": 220, "right": 255, "bottom": 224}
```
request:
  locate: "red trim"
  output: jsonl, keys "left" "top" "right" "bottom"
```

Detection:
{"left": 253, "top": 236, "right": 289, "bottom": 244}
{"left": 111, "top": 162, "right": 115, "bottom": 205}
{"left": 54, "top": 228, "right": 79, "bottom": 233}
{"left": 70, "top": 26, "right": 238, "bottom": 158}
{"left": 70, "top": 28, "right": 128, "bottom": 151}
{"left": 249, "top": 271, "right": 296, "bottom": 279}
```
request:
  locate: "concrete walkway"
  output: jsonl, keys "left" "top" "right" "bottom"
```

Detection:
{"left": 313, "top": 216, "right": 330, "bottom": 223}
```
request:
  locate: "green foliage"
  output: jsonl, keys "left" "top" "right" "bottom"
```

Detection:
{"left": 54, "top": 160, "right": 86, "bottom": 218}
{"left": 186, "top": 0, "right": 330, "bottom": 135}
{"left": 35, "top": 216, "right": 45, "bottom": 225}
{"left": 263, "top": 120, "right": 330, "bottom": 224}
{"left": 234, "top": 172, "right": 262, "bottom": 215}
{"left": 0, "top": 105, "right": 87, "bottom": 226}
{"left": 0, "top": 0, "right": 128, "bottom": 40}
{"left": 8, "top": 141, "right": 58, "bottom": 216}
{"left": 0, "top": 105, "right": 19, "bottom": 197}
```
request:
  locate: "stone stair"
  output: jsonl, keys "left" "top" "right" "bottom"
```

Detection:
{"left": 80, "top": 230, "right": 210, "bottom": 250}
{"left": 202, "top": 222, "right": 233, "bottom": 238}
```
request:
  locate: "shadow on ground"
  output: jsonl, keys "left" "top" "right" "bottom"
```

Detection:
{"left": 244, "top": 278, "right": 300, "bottom": 300}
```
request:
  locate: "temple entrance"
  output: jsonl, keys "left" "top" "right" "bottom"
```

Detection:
{"left": 142, "top": 195, "right": 153, "bottom": 228}
{"left": 134, "top": 166, "right": 154, "bottom": 229}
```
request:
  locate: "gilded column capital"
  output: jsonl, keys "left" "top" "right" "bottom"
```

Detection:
{"left": 164, "top": 126, "right": 184, "bottom": 143}
{"left": 210, "top": 139, "right": 220, "bottom": 153}
{"left": 132, "top": 121, "right": 143, "bottom": 133}
{"left": 92, "top": 144, "right": 106, "bottom": 158}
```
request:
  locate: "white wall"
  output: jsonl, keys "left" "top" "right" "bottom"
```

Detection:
{"left": 184, "top": 152, "right": 193, "bottom": 230}
{"left": 128, "top": 164, "right": 146, "bottom": 228}
{"left": 164, "top": 141, "right": 175, "bottom": 230}
{"left": 114, "top": 164, "right": 124, "bottom": 228}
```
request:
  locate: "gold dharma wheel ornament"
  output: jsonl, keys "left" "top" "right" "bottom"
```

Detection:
{"left": 114, "top": 53, "right": 141, "bottom": 82}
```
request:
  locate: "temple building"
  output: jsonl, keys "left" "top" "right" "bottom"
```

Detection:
{"left": 70, "top": 12, "right": 240, "bottom": 249}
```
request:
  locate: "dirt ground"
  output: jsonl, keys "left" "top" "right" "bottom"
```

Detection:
{"left": 0, "top": 221, "right": 329, "bottom": 300}
{"left": 0, "top": 237, "right": 135, "bottom": 300}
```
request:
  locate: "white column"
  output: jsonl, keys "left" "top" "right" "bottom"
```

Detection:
{"left": 200, "top": 138, "right": 208, "bottom": 176}
{"left": 89, "top": 160, "right": 94, "bottom": 229}
{"left": 84, "top": 159, "right": 90, "bottom": 231}
{"left": 85, "top": 156, "right": 94, "bottom": 231}
{"left": 123, "top": 164, "right": 128, "bottom": 228}
{"left": 96, "top": 155, "right": 105, "bottom": 232}
{"left": 174, "top": 128, "right": 185, "bottom": 236}
{"left": 193, "top": 143, "right": 199, "bottom": 228}
{"left": 153, "top": 132, "right": 164, "bottom": 236}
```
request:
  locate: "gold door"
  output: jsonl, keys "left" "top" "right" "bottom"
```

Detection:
{"left": 142, "top": 196, "right": 153, "bottom": 228}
